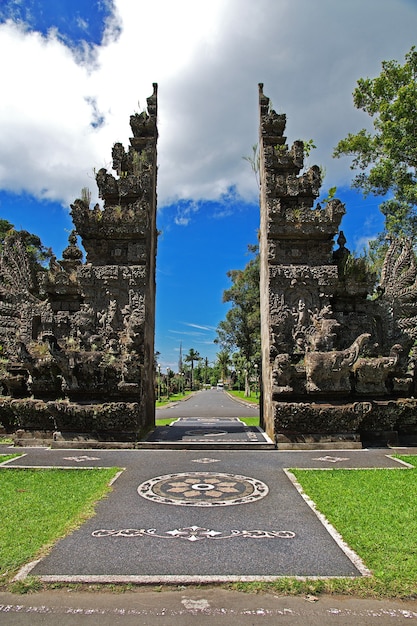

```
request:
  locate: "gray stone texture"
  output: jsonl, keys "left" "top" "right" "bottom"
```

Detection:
{"left": 0, "top": 85, "right": 159, "bottom": 443}
{"left": 258, "top": 83, "right": 417, "bottom": 447}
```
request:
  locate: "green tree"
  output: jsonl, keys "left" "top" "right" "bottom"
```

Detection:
{"left": 0, "top": 218, "right": 52, "bottom": 269}
{"left": 216, "top": 245, "right": 260, "bottom": 396}
{"left": 334, "top": 46, "right": 417, "bottom": 243}
{"left": 216, "top": 349, "right": 231, "bottom": 382}
{"left": 184, "top": 348, "right": 200, "bottom": 391}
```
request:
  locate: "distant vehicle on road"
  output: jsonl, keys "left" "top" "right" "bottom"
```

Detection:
{"left": 216, "top": 382, "right": 224, "bottom": 391}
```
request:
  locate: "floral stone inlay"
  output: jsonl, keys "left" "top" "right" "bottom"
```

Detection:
{"left": 137, "top": 472, "right": 269, "bottom": 507}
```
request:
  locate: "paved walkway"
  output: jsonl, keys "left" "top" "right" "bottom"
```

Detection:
{"left": 3, "top": 442, "right": 413, "bottom": 584}
{"left": 141, "top": 416, "right": 274, "bottom": 448}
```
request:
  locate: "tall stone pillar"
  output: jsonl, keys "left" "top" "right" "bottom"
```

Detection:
{"left": 258, "top": 84, "right": 345, "bottom": 440}
{"left": 70, "top": 84, "right": 158, "bottom": 429}
{"left": 0, "top": 86, "right": 159, "bottom": 445}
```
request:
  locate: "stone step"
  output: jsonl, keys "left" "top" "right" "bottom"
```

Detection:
{"left": 136, "top": 441, "right": 276, "bottom": 450}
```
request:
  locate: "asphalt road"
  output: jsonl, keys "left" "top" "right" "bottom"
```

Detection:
{"left": 156, "top": 389, "right": 259, "bottom": 420}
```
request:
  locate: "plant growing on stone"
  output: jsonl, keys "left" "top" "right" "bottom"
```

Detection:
{"left": 343, "top": 253, "right": 372, "bottom": 283}
{"left": 80, "top": 187, "right": 92, "bottom": 206}
{"left": 274, "top": 143, "right": 287, "bottom": 154}
{"left": 113, "top": 205, "right": 123, "bottom": 218}
{"left": 66, "top": 337, "right": 80, "bottom": 351}
{"left": 242, "top": 144, "right": 260, "bottom": 188}
{"left": 292, "top": 207, "right": 302, "bottom": 221}
{"left": 302, "top": 138, "right": 316, "bottom": 158}
{"left": 132, "top": 150, "right": 150, "bottom": 175}
{"left": 320, "top": 186, "right": 337, "bottom": 205}
{"left": 100, "top": 351, "right": 117, "bottom": 367}
{"left": 29, "top": 341, "right": 50, "bottom": 357}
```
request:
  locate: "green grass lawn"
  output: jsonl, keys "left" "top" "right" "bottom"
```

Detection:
{"left": 0, "top": 454, "right": 22, "bottom": 464}
{"left": 227, "top": 390, "right": 259, "bottom": 404}
{"left": 0, "top": 437, "right": 14, "bottom": 445}
{"left": 156, "top": 391, "right": 192, "bottom": 408}
{"left": 0, "top": 467, "right": 121, "bottom": 584}
{"left": 279, "top": 455, "right": 417, "bottom": 598}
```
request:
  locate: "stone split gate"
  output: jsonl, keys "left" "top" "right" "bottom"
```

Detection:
{"left": 0, "top": 83, "right": 417, "bottom": 448}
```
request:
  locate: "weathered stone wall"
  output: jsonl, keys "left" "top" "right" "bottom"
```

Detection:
{"left": 258, "top": 83, "right": 417, "bottom": 448}
{"left": 0, "top": 85, "right": 159, "bottom": 445}
{"left": 259, "top": 83, "right": 344, "bottom": 439}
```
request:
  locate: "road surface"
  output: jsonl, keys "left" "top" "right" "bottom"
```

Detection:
{"left": 156, "top": 389, "right": 259, "bottom": 420}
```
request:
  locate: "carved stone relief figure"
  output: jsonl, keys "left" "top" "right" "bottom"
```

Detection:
{"left": 353, "top": 344, "right": 404, "bottom": 395}
{"left": 305, "top": 333, "right": 370, "bottom": 393}
{"left": 272, "top": 353, "right": 293, "bottom": 394}
{"left": 308, "top": 305, "right": 340, "bottom": 352}
{"left": 379, "top": 238, "right": 417, "bottom": 345}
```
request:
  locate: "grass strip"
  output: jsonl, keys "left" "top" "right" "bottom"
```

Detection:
{"left": 285, "top": 456, "right": 417, "bottom": 598}
{"left": 156, "top": 391, "right": 193, "bottom": 408}
{"left": 0, "top": 467, "right": 121, "bottom": 581}
{"left": 0, "top": 454, "right": 22, "bottom": 464}
{"left": 0, "top": 437, "right": 14, "bottom": 445}
{"left": 227, "top": 390, "right": 259, "bottom": 405}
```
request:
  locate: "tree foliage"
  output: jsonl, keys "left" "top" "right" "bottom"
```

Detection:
{"left": 334, "top": 46, "right": 417, "bottom": 241}
{"left": 184, "top": 348, "right": 200, "bottom": 390}
{"left": 216, "top": 349, "right": 231, "bottom": 381}
{"left": 0, "top": 218, "right": 52, "bottom": 269}
{"left": 216, "top": 245, "right": 260, "bottom": 368}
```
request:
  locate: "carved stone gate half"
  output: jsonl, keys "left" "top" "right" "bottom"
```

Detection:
{"left": 1, "top": 84, "right": 417, "bottom": 449}
{"left": 258, "top": 83, "right": 417, "bottom": 449}
{"left": 0, "top": 87, "right": 158, "bottom": 446}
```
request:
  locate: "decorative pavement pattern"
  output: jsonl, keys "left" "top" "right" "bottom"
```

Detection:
{"left": 92, "top": 526, "right": 296, "bottom": 541}
{"left": 144, "top": 416, "right": 272, "bottom": 445}
{"left": 63, "top": 456, "right": 101, "bottom": 462}
{"left": 6, "top": 440, "right": 414, "bottom": 582}
{"left": 312, "top": 456, "right": 350, "bottom": 463}
{"left": 137, "top": 471, "right": 269, "bottom": 506}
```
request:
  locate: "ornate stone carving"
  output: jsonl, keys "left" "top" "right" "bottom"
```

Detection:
{"left": 0, "top": 86, "right": 158, "bottom": 445}
{"left": 259, "top": 84, "right": 417, "bottom": 447}
{"left": 353, "top": 344, "right": 404, "bottom": 395}
{"left": 379, "top": 238, "right": 417, "bottom": 343}
{"left": 305, "top": 333, "right": 370, "bottom": 393}
{"left": 307, "top": 305, "right": 340, "bottom": 352}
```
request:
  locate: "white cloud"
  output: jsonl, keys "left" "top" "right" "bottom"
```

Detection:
{"left": 183, "top": 323, "right": 218, "bottom": 332}
{"left": 0, "top": 20, "right": 101, "bottom": 201}
{"left": 0, "top": 0, "right": 417, "bottom": 210}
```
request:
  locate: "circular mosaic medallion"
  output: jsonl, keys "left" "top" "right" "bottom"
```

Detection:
{"left": 137, "top": 471, "right": 269, "bottom": 507}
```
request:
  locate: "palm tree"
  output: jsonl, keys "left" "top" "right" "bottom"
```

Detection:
{"left": 216, "top": 350, "right": 231, "bottom": 383}
{"left": 185, "top": 348, "right": 200, "bottom": 391}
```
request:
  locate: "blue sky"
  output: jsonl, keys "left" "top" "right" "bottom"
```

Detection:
{"left": 0, "top": 0, "right": 415, "bottom": 370}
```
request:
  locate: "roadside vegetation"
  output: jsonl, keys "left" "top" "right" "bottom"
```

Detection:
{"left": 227, "top": 389, "right": 259, "bottom": 405}
{"left": 156, "top": 391, "right": 193, "bottom": 408}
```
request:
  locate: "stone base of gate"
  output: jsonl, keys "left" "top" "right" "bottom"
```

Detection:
{"left": 12, "top": 429, "right": 140, "bottom": 449}
{"left": 272, "top": 397, "right": 417, "bottom": 449}
{"left": 1, "top": 397, "right": 152, "bottom": 448}
{"left": 276, "top": 432, "right": 362, "bottom": 450}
